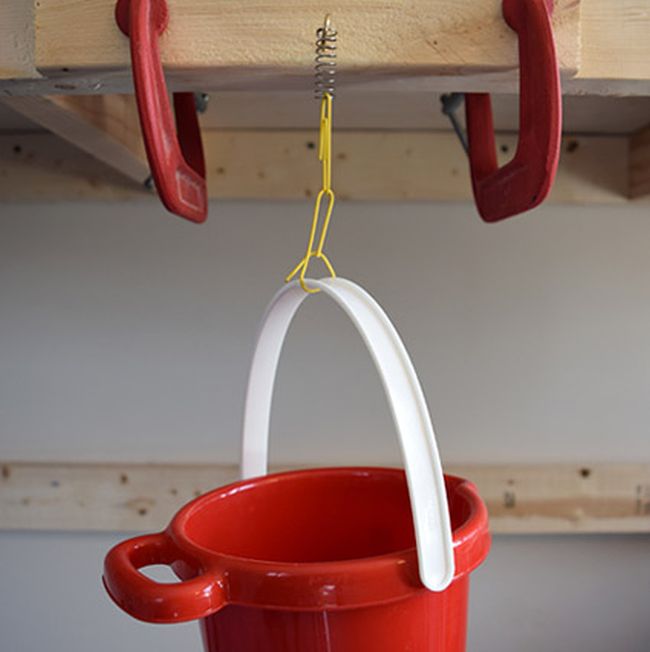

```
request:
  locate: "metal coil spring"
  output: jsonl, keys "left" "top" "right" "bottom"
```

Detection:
{"left": 314, "top": 15, "right": 337, "bottom": 99}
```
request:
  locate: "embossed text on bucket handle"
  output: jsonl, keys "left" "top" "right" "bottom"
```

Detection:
{"left": 116, "top": 0, "right": 208, "bottom": 223}
{"left": 465, "top": 0, "right": 561, "bottom": 222}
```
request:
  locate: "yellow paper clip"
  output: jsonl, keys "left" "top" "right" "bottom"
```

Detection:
{"left": 285, "top": 92, "right": 337, "bottom": 293}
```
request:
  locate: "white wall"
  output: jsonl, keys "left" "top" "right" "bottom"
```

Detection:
{"left": 0, "top": 200, "right": 649, "bottom": 651}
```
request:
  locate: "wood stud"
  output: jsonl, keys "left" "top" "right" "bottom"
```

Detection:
{"left": 0, "top": 130, "right": 636, "bottom": 204}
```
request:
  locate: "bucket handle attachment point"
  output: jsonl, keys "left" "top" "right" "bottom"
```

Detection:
{"left": 103, "top": 531, "right": 226, "bottom": 623}
{"left": 115, "top": 0, "right": 208, "bottom": 223}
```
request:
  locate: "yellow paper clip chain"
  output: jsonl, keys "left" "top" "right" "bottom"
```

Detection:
{"left": 285, "top": 92, "right": 336, "bottom": 293}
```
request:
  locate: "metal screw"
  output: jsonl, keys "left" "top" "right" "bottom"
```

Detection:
{"left": 440, "top": 93, "right": 469, "bottom": 154}
{"left": 194, "top": 93, "right": 210, "bottom": 114}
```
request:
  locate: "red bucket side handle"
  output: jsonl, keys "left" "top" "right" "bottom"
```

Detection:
{"left": 116, "top": 0, "right": 208, "bottom": 223}
{"left": 103, "top": 532, "right": 226, "bottom": 623}
{"left": 465, "top": 0, "right": 561, "bottom": 222}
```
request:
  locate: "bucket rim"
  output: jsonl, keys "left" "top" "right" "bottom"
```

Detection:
{"left": 164, "top": 466, "right": 490, "bottom": 610}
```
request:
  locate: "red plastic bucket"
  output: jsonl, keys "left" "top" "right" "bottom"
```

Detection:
{"left": 104, "top": 467, "right": 489, "bottom": 651}
{"left": 104, "top": 278, "right": 491, "bottom": 651}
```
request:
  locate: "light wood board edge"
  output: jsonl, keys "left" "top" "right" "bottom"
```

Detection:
{"left": 1, "top": 461, "right": 648, "bottom": 534}
{"left": 573, "top": 0, "right": 650, "bottom": 94}
{"left": 0, "top": 130, "right": 632, "bottom": 205}
{"left": 0, "top": 133, "right": 145, "bottom": 200}
{"left": 0, "top": 2, "right": 40, "bottom": 80}
{"left": 0, "top": 95, "right": 148, "bottom": 184}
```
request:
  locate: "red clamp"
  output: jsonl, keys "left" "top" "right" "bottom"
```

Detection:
{"left": 116, "top": 0, "right": 207, "bottom": 223}
{"left": 465, "top": 0, "right": 561, "bottom": 222}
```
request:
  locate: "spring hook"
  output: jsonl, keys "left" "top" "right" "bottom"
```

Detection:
{"left": 314, "top": 15, "right": 337, "bottom": 99}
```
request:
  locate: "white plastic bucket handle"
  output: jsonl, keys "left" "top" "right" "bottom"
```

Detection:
{"left": 240, "top": 277, "right": 454, "bottom": 591}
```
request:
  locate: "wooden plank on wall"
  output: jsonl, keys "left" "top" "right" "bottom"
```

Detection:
{"left": 0, "top": 0, "right": 582, "bottom": 96}
{"left": 0, "top": 131, "right": 631, "bottom": 204}
{"left": 1, "top": 461, "right": 648, "bottom": 534}
{"left": 1, "top": 95, "right": 148, "bottom": 184}
{"left": 205, "top": 131, "right": 630, "bottom": 204}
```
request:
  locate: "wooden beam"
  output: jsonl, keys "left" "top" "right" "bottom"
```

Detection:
{"left": 0, "top": 2, "right": 39, "bottom": 79}
{"left": 0, "top": 130, "right": 631, "bottom": 204}
{"left": 0, "top": 0, "right": 583, "bottom": 96}
{"left": 629, "top": 124, "right": 650, "bottom": 199}
{"left": 204, "top": 131, "right": 630, "bottom": 204}
{"left": 1, "top": 460, "right": 648, "bottom": 534}
{"left": 0, "top": 133, "right": 145, "bottom": 200}
{"left": 573, "top": 0, "right": 650, "bottom": 94}
{"left": 1, "top": 95, "right": 148, "bottom": 184}
{"left": 3, "top": 0, "right": 649, "bottom": 97}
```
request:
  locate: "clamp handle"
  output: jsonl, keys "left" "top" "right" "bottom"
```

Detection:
{"left": 116, "top": 0, "right": 208, "bottom": 223}
{"left": 465, "top": 0, "right": 561, "bottom": 222}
